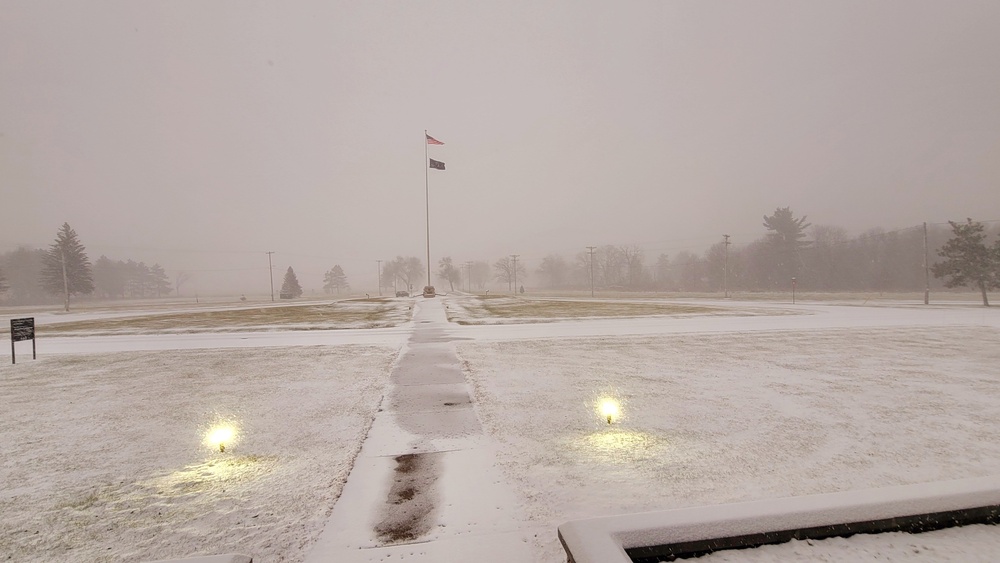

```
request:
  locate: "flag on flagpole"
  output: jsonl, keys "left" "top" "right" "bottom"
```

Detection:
{"left": 429, "top": 158, "right": 446, "bottom": 170}
{"left": 426, "top": 134, "right": 444, "bottom": 145}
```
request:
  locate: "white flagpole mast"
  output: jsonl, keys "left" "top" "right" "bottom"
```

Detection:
{"left": 425, "top": 130, "right": 431, "bottom": 288}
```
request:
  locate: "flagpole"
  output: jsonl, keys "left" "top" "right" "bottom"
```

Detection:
{"left": 425, "top": 129, "right": 431, "bottom": 288}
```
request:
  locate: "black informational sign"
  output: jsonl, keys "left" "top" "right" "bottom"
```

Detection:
{"left": 11, "top": 318, "right": 34, "bottom": 341}
{"left": 10, "top": 317, "right": 36, "bottom": 364}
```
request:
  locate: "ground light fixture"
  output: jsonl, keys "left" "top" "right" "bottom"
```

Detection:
{"left": 204, "top": 424, "right": 237, "bottom": 453}
{"left": 599, "top": 397, "right": 621, "bottom": 425}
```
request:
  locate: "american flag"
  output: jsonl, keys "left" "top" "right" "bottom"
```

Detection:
{"left": 426, "top": 134, "right": 444, "bottom": 145}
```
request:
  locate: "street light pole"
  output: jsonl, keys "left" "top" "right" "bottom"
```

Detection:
{"left": 425, "top": 130, "right": 431, "bottom": 289}
{"left": 511, "top": 254, "right": 520, "bottom": 294}
{"left": 923, "top": 222, "right": 930, "bottom": 305}
{"left": 587, "top": 246, "right": 597, "bottom": 298}
{"left": 723, "top": 234, "right": 731, "bottom": 298}
{"left": 266, "top": 251, "right": 275, "bottom": 302}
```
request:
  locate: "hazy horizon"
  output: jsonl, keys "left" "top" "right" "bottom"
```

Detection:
{"left": 3, "top": 1, "right": 1000, "bottom": 294}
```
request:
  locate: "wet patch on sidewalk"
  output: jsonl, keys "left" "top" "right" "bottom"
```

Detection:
{"left": 374, "top": 452, "right": 441, "bottom": 544}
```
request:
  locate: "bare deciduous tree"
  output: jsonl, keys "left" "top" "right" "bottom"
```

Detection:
{"left": 493, "top": 256, "right": 526, "bottom": 291}
{"left": 437, "top": 257, "right": 461, "bottom": 291}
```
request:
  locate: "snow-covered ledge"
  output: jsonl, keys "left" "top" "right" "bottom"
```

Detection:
{"left": 142, "top": 555, "right": 251, "bottom": 563}
{"left": 558, "top": 476, "right": 1000, "bottom": 563}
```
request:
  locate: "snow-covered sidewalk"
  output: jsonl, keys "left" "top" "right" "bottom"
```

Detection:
{"left": 305, "top": 298, "right": 530, "bottom": 562}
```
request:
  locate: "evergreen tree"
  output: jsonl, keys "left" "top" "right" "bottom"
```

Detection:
{"left": 41, "top": 223, "right": 94, "bottom": 311}
{"left": 280, "top": 266, "right": 303, "bottom": 298}
{"left": 931, "top": 219, "right": 998, "bottom": 306}
{"left": 150, "top": 264, "right": 172, "bottom": 297}
{"left": 0, "top": 267, "right": 7, "bottom": 294}
{"left": 762, "top": 207, "right": 811, "bottom": 286}
{"left": 123, "top": 260, "right": 150, "bottom": 298}
{"left": 0, "top": 247, "right": 47, "bottom": 304}
{"left": 93, "top": 256, "right": 126, "bottom": 299}
{"left": 323, "top": 265, "right": 349, "bottom": 294}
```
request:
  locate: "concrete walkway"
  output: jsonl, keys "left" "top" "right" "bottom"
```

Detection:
{"left": 305, "top": 298, "right": 531, "bottom": 562}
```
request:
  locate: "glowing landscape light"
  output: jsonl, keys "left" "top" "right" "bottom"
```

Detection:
{"left": 205, "top": 424, "right": 237, "bottom": 453}
{"left": 599, "top": 397, "right": 621, "bottom": 425}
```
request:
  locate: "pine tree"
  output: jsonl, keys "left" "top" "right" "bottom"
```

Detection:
{"left": 41, "top": 223, "right": 94, "bottom": 311}
{"left": 931, "top": 219, "right": 998, "bottom": 306}
{"left": 93, "top": 256, "right": 125, "bottom": 299}
{"left": 323, "top": 265, "right": 349, "bottom": 295}
{"left": 762, "top": 207, "right": 811, "bottom": 286}
{"left": 124, "top": 260, "right": 150, "bottom": 298}
{"left": 150, "top": 264, "right": 172, "bottom": 297}
{"left": 0, "top": 267, "right": 8, "bottom": 294}
{"left": 0, "top": 247, "right": 47, "bottom": 304}
{"left": 280, "top": 266, "right": 303, "bottom": 299}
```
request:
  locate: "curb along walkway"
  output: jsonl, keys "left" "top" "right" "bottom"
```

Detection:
{"left": 305, "top": 298, "right": 531, "bottom": 562}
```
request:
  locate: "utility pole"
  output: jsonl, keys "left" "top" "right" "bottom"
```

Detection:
{"left": 266, "top": 251, "right": 275, "bottom": 302}
{"left": 511, "top": 254, "right": 520, "bottom": 294}
{"left": 376, "top": 260, "right": 383, "bottom": 297}
{"left": 923, "top": 222, "right": 930, "bottom": 305}
{"left": 587, "top": 246, "right": 597, "bottom": 298}
{"left": 60, "top": 248, "right": 69, "bottom": 312}
{"left": 465, "top": 261, "right": 473, "bottom": 293}
{"left": 723, "top": 234, "right": 731, "bottom": 299}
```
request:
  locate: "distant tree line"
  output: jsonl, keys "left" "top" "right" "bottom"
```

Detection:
{"left": 4, "top": 212, "right": 998, "bottom": 307}
{"left": 0, "top": 223, "right": 172, "bottom": 308}
{"left": 92, "top": 257, "right": 172, "bottom": 299}
{"left": 520, "top": 208, "right": 1000, "bottom": 299}
{"left": 372, "top": 209, "right": 998, "bottom": 304}
{"left": 0, "top": 223, "right": 356, "bottom": 305}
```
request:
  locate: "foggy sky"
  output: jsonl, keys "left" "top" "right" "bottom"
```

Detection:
{"left": 3, "top": 1, "right": 999, "bottom": 294}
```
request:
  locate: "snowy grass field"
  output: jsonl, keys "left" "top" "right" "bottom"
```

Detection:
{"left": 0, "top": 345, "right": 396, "bottom": 562}
{"left": 2, "top": 295, "right": 999, "bottom": 562}
{"left": 458, "top": 324, "right": 1000, "bottom": 561}
{"left": 446, "top": 294, "right": 795, "bottom": 325}
{"left": 0, "top": 298, "right": 412, "bottom": 336}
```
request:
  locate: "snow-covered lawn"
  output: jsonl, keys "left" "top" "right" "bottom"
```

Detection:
{"left": 0, "top": 346, "right": 396, "bottom": 562}
{"left": 3, "top": 296, "right": 1000, "bottom": 562}
{"left": 1, "top": 298, "right": 414, "bottom": 336}
{"left": 458, "top": 325, "right": 1000, "bottom": 561}
{"left": 446, "top": 294, "right": 794, "bottom": 325}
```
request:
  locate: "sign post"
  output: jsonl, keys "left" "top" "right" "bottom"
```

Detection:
{"left": 11, "top": 317, "right": 36, "bottom": 364}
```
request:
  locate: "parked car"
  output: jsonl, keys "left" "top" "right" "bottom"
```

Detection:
{"left": 422, "top": 285, "right": 436, "bottom": 298}
{"left": 396, "top": 290, "right": 409, "bottom": 297}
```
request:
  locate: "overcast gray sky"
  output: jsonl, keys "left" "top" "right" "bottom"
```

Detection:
{"left": 3, "top": 1, "right": 999, "bottom": 293}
